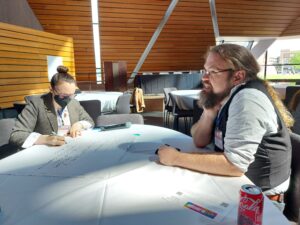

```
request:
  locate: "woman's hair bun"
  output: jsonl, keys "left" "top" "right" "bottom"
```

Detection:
{"left": 57, "top": 65, "right": 69, "bottom": 73}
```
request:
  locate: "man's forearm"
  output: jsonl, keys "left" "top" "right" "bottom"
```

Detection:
{"left": 174, "top": 152, "right": 244, "bottom": 177}
{"left": 191, "top": 111, "right": 216, "bottom": 147}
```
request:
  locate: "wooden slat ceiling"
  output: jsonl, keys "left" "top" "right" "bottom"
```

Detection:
{"left": 216, "top": 0, "right": 300, "bottom": 37}
{"left": 26, "top": 0, "right": 300, "bottom": 81}
{"left": 282, "top": 15, "right": 300, "bottom": 36}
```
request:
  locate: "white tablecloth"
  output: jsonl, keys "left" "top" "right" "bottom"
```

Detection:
{"left": 0, "top": 125, "right": 290, "bottom": 225}
{"left": 75, "top": 91, "right": 123, "bottom": 113}
{"left": 171, "top": 90, "right": 201, "bottom": 110}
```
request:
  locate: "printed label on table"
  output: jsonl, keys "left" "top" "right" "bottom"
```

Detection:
{"left": 162, "top": 190, "right": 232, "bottom": 223}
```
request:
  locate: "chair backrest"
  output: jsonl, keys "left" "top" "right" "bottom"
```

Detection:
{"left": 163, "top": 87, "right": 177, "bottom": 106}
{"left": 0, "top": 118, "right": 16, "bottom": 146}
{"left": 284, "top": 85, "right": 300, "bottom": 106}
{"left": 116, "top": 93, "right": 132, "bottom": 114}
{"left": 96, "top": 114, "right": 144, "bottom": 126}
{"left": 13, "top": 102, "right": 26, "bottom": 114}
{"left": 284, "top": 132, "right": 300, "bottom": 222}
{"left": 79, "top": 100, "right": 101, "bottom": 124}
{"left": 0, "top": 118, "right": 19, "bottom": 160}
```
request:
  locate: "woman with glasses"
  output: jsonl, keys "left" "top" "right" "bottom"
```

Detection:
{"left": 10, "top": 66, "right": 94, "bottom": 148}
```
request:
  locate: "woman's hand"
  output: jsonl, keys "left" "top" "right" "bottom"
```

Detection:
{"left": 35, "top": 135, "right": 65, "bottom": 146}
{"left": 69, "top": 122, "right": 83, "bottom": 137}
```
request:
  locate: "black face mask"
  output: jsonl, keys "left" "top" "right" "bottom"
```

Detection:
{"left": 54, "top": 95, "right": 71, "bottom": 109}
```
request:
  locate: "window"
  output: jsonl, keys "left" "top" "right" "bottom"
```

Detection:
{"left": 257, "top": 38, "right": 300, "bottom": 81}
{"left": 91, "top": 0, "right": 102, "bottom": 83}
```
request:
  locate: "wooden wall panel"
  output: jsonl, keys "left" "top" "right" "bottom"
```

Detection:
{"left": 28, "top": 0, "right": 96, "bottom": 82}
{"left": 0, "top": 22, "right": 75, "bottom": 109}
{"left": 216, "top": 0, "right": 300, "bottom": 37}
{"left": 99, "top": 0, "right": 215, "bottom": 77}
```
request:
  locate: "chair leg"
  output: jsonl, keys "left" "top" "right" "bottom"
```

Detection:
{"left": 166, "top": 111, "right": 169, "bottom": 127}
{"left": 166, "top": 111, "right": 171, "bottom": 128}
{"left": 184, "top": 117, "right": 188, "bottom": 134}
{"left": 173, "top": 115, "right": 179, "bottom": 130}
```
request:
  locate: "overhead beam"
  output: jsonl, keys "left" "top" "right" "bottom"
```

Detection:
{"left": 127, "top": 0, "right": 179, "bottom": 84}
{"left": 0, "top": 0, "right": 43, "bottom": 30}
{"left": 209, "top": 0, "right": 220, "bottom": 41}
{"left": 251, "top": 38, "right": 276, "bottom": 59}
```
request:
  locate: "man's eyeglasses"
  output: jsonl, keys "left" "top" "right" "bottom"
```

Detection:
{"left": 204, "top": 68, "right": 233, "bottom": 76}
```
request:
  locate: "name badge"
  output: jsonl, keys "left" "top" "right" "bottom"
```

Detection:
{"left": 214, "top": 129, "right": 223, "bottom": 150}
{"left": 58, "top": 125, "right": 70, "bottom": 136}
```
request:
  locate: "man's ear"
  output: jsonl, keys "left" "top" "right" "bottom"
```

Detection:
{"left": 232, "top": 70, "right": 246, "bottom": 85}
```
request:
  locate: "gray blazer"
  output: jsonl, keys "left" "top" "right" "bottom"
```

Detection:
{"left": 10, "top": 93, "right": 94, "bottom": 147}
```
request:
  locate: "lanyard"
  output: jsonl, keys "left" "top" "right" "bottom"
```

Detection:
{"left": 215, "top": 107, "right": 225, "bottom": 128}
{"left": 57, "top": 109, "right": 65, "bottom": 126}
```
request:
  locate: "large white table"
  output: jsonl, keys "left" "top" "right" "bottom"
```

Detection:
{"left": 75, "top": 91, "right": 123, "bottom": 113}
{"left": 0, "top": 125, "right": 290, "bottom": 225}
{"left": 170, "top": 90, "right": 201, "bottom": 110}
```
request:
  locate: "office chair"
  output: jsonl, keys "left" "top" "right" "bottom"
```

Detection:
{"left": 163, "top": 87, "right": 177, "bottom": 127}
{"left": 283, "top": 132, "right": 300, "bottom": 223}
{"left": 169, "top": 92, "right": 193, "bottom": 133}
{"left": 79, "top": 100, "right": 101, "bottom": 124}
{"left": 0, "top": 118, "right": 19, "bottom": 159}
{"left": 284, "top": 85, "right": 300, "bottom": 106}
{"left": 96, "top": 114, "right": 144, "bottom": 126}
{"left": 115, "top": 93, "right": 132, "bottom": 114}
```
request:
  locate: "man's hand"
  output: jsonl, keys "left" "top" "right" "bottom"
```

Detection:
{"left": 203, "top": 102, "right": 221, "bottom": 118}
{"left": 69, "top": 122, "right": 83, "bottom": 137}
{"left": 157, "top": 145, "right": 181, "bottom": 166}
{"left": 35, "top": 135, "right": 65, "bottom": 146}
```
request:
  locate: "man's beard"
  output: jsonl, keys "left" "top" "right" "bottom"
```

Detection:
{"left": 198, "top": 88, "right": 231, "bottom": 109}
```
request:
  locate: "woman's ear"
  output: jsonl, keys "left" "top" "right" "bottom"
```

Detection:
{"left": 232, "top": 70, "right": 246, "bottom": 85}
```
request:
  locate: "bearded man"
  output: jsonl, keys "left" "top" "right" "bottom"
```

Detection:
{"left": 157, "top": 44, "right": 293, "bottom": 209}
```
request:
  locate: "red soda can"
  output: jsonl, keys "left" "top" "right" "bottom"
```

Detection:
{"left": 237, "top": 184, "right": 264, "bottom": 225}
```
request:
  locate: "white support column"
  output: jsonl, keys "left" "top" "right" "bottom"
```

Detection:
{"left": 251, "top": 38, "right": 276, "bottom": 59}
{"left": 127, "top": 0, "right": 179, "bottom": 84}
{"left": 209, "top": 0, "right": 220, "bottom": 41}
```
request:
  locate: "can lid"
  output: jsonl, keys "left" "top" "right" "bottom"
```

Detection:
{"left": 241, "top": 184, "right": 262, "bottom": 195}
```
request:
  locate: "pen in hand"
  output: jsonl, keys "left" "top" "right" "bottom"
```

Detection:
{"left": 50, "top": 131, "right": 58, "bottom": 136}
{"left": 50, "top": 131, "right": 65, "bottom": 137}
